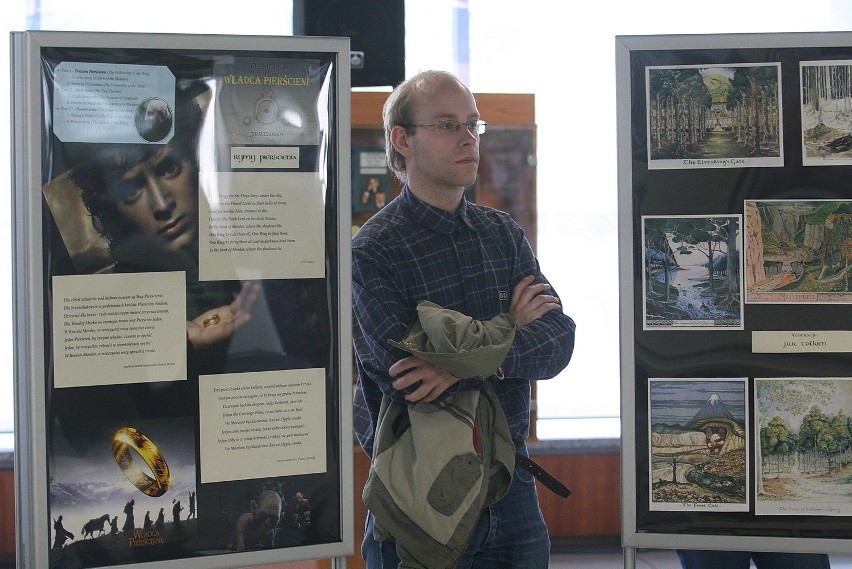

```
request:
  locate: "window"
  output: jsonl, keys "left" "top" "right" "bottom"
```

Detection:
{"left": 4, "top": 0, "right": 852, "bottom": 451}
{"left": 0, "top": 4, "right": 27, "bottom": 452}
{"left": 404, "top": 0, "right": 852, "bottom": 440}
{"left": 0, "top": 1, "right": 297, "bottom": 452}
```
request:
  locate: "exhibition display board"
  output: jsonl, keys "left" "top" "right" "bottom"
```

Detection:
{"left": 617, "top": 31, "right": 852, "bottom": 555}
{"left": 11, "top": 31, "right": 353, "bottom": 569}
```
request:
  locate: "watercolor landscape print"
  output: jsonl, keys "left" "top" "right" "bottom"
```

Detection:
{"left": 756, "top": 378, "right": 852, "bottom": 516}
{"left": 801, "top": 60, "right": 852, "bottom": 165}
{"left": 646, "top": 63, "right": 782, "bottom": 169}
{"left": 745, "top": 200, "right": 852, "bottom": 304}
{"left": 649, "top": 379, "right": 748, "bottom": 512}
{"left": 642, "top": 215, "right": 743, "bottom": 330}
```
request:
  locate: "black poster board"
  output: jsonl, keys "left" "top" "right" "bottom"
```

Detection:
{"left": 617, "top": 32, "right": 852, "bottom": 554}
{"left": 12, "top": 31, "right": 353, "bottom": 569}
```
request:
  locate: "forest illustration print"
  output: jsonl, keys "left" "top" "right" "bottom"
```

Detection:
{"left": 642, "top": 215, "right": 743, "bottom": 330}
{"left": 745, "top": 200, "right": 852, "bottom": 303}
{"left": 801, "top": 60, "right": 852, "bottom": 165}
{"left": 646, "top": 63, "right": 783, "bottom": 169}
{"left": 755, "top": 378, "right": 852, "bottom": 516}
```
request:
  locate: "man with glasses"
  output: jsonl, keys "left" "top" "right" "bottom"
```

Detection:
{"left": 352, "top": 70, "right": 576, "bottom": 568}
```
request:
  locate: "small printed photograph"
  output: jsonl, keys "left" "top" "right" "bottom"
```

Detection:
{"left": 356, "top": 174, "right": 388, "bottom": 212}
{"left": 755, "top": 378, "right": 852, "bottom": 516}
{"left": 642, "top": 215, "right": 743, "bottom": 330}
{"left": 352, "top": 148, "right": 391, "bottom": 216}
{"left": 801, "top": 60, "right": 852, "bottom": 165}
{"left": 134, "top": 97, "right": 173, "bottom": 143}
{"left": 196, "top": 476, "right": 337, "bottom": 553}
{"left": 649, "top": 378, "right": 748, "bottom": 512}
{"left": 351, "top": 148, "right": 393, "bottom": 233}
{"left": 744, "top": 200, "right": 852, "bottom": 303}
{"left": 646, "top": 63, "right": 783, "bottom": 169}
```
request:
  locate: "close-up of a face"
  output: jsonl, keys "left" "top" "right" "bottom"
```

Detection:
{"left": 107, "top": 144, "right": 199, "bottom": 253}
{"left": 399, "top": 78, "right": 481, "bottom": 192}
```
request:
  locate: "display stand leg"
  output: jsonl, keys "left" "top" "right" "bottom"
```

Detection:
{"left": 623, "top": 546, "right": 636, "bottom": 569}
{"left": 332, "top": 557, "right": 348, "bottom": 569}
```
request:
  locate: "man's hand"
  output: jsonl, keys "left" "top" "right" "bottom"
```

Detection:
{"left": 509, "top": 275, "right": 562, "bottom": 327}
{"left": 389, "top": 356, "right": 460, "bottom": 403}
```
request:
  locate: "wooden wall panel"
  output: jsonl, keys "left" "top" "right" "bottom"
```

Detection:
{"left": 0, "top": 469, "right": 14, "bottom": 555}
{"left": 350, "top": 92, "right": 534, "bottom": 128}
{"left": 257, "top": 560, "right": 329, "bottom": 569}
{"left": 532, "top": 453, "right": 622, "bottom": 537}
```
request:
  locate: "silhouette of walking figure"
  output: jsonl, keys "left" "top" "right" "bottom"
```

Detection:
{"left": 52, "top": 516, "right": 74, "bottom": 550}
{"left": 122, "top": 499, "right": 135, "bottom": 533}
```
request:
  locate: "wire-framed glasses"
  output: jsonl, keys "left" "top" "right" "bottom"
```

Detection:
{"left": 403, "top": 119, "right": 488, "bottom": 136}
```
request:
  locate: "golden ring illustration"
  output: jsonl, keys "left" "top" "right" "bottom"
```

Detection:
{"left": 203, "top": 314, "right": 221, "bottom": 327}
{"left": 112, "top": 427, "right": 171, "bottom": 497}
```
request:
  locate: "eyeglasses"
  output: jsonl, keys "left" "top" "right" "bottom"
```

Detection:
{"left": 403, "top": 119, "right": 488, "bottom": 136}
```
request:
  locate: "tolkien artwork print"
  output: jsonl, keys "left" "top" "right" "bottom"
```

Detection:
{"left": 646, "top": 63, "right": 783, "bottom": 169}
{"left": 649, "top": 379, "right": 749, "bottom": 512}
{"left": 642, "top": 215, "right": 743, "bottom": 330}
{"left": 755, "top": 378, "right": 852, "bottom": 516}
{"left": 801, "top": 60, "right": 852, "bottom": 165}
{"left": 744, "top": 200, "right": 852, "bottom": 303}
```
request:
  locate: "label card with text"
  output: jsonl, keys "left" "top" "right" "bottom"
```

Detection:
{"left": 52, "top": 271, "right": 187, "bottom": 388}
{"left": 198, "top": 171, "right": 326, "bottom": 280}
{"left": 752, "top": 330, "right": 852, "bottom": 353}
{"left": 53, "top": 62, "right": 176, "bottom": 144}
{"left": 198, "top": 368, "right": 327, "bottom": 483}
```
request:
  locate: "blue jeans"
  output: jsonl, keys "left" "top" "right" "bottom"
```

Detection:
{"left": 362, "top": 464, "right": 550, "bottom": 568}
{"left": 676, "top": 550, "right": 831, "bottom": 569}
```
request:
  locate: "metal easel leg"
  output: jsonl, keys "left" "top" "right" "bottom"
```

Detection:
{"left": 624, "top": 546, "right": 636, "bottom": 569}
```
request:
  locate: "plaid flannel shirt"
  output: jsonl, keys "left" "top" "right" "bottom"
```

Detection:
{"left": 352, "top": 186, "right": 576, "bottom": 457}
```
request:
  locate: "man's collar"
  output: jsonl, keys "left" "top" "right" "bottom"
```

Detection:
{"left": 402, "top": 186, "right": 473, "bottom": 234}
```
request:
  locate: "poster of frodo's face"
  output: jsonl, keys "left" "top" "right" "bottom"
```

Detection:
{"left": 76, "top": 142, "right": 200, "bottom": 256}
{"left": 43, "top": 83, "right": 211, "bottom": 280}
{"left": 45, "top": 83, "right": 208, "bottom": 276}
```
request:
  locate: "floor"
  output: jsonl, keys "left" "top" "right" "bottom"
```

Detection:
{"left": 551, "top": 547, "right": 679, "bottom": 568}
{"left": 549, "top": 545, "right": 852, "bottom": 568}
{"left": 4, "top": 548, "right": 850, "bottom": 568}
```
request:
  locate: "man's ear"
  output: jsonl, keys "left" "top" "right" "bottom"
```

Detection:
{"left": 390, "top": 125, "right": 412, "bottom": 159}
